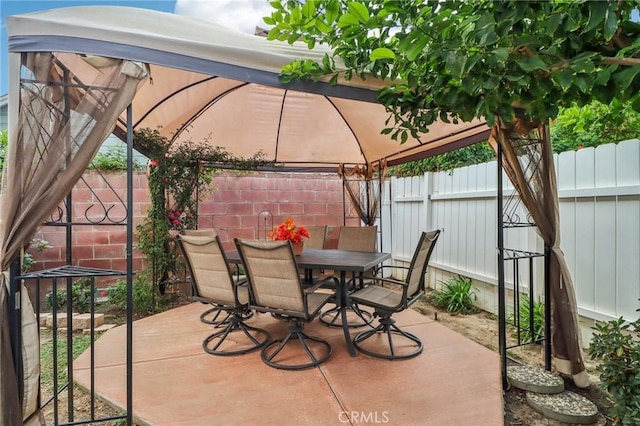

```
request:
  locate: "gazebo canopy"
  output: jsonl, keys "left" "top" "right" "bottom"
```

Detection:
{"left": 7, "top": 5, "right": 490, "bottom": 172}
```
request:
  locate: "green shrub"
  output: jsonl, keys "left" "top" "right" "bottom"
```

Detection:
{"left": 432, "top": 275, "right": 477, "bottom": 313}
{"left": 507, "top": 296, "right": 545, "bottom": 343}
{"left": 89, "top": 144, "right": 144, "bottom": 171}
{"left": 46, "top": 277, "right": 93, "bottom": 313}
{"left": 107, "top": 277, "right": 163, "bottom": 316}
{"left": 588, "top": 315, "right": 640, "bottom": 425}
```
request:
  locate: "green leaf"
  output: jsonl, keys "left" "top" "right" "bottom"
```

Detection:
{"left": 546, "top": 13, "right": 563, "bottom": 36}
{"left": 405, "top": 34, "right": 428, "bottom": 61}
{"left": 348, "top": 2, "right": 370, "bottom": 24}
{"left": 337, "top": 13, "right": 359, "bottom": 28}
{"left": 370, "top": 48, "right": 396, "bottom": 60}
{"left": 517, "top": 56, "right": 548, "bottom": 72}
{"left": 263, "top": 16, "right": 275, "bottom": 26}
{"left": 316, "top": 19, "right": 332, "bottom": 33}
{"left": 555, "top": 69, "right": 574, "bottom": 90}
{"left": 604, "top": 5, "right": 618, "bottom": 40}
{"left": 302, "top": 0, "right": 316, "bottom": 18}
{"left": 585, "top": 1, "right": 607, "bottom": 33}
{"left": 326, "top": 0, "right": 340, "bottom": 24}
{"left": 613, "top": 64, "right": 640, "bottom": 92}
{"left": 400, "top": 130, "right": 408, "bottom": 144}
{"left": 492, "top": 48, "right": 510, "bottom": 62}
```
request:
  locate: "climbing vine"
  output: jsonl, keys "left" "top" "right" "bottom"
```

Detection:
{"left": 133, "top": 128, "right": 268, "bottom": 293}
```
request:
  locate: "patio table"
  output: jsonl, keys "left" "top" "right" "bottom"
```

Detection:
{"left": 224, "top": 248, "right": 391, "bottom": 356}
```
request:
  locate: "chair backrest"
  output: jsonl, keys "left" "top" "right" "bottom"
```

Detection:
{"left": 184, "top": 228, "right": 217, "bottom": 237}
{"left": 177, "top": 234, "right": 237, "bottom": 305}
{"left": 304, "top": 225, "right": 327, "bottom": 249}
{"left": 337, "top": 226, "right": 377, "bottom": 252}
{"left": 405, "top": 230, "right": 441, "bottom": 299}
{"left": 234, "top": 239, "right": 306, "bottom": 314}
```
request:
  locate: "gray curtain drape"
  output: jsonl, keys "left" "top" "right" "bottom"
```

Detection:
{"left": 489, "top": 117, "right": 589, "bottom": 387}
{"left": 0, "top": 51, "right": 146, "bottom": 424}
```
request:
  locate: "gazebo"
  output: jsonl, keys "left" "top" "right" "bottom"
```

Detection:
{"left": 3, "top": 6, "right": 584, "bottom": 424}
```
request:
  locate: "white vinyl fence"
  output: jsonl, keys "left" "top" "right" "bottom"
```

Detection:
{"left": 386, "top": 139, "right": 640, "bottom": 331}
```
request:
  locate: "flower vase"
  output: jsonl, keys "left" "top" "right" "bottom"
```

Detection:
{"left": 292, "top": 240, "right": 304, "bottom": 256}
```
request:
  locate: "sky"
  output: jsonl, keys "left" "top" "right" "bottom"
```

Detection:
{"left": 0, "top": 0, "right": 274, "bottom": 95}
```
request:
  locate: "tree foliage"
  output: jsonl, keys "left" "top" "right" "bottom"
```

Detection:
{"left": 390, "top": 142, "right": 494, "bottom": 175}
{"left": 266, "top": 0, "right": 640, "bottom": 142}
{"left": 551, "top": 99, "right": 640, "bottom": 152}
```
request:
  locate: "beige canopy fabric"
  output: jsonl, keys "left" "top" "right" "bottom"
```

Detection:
{"left": 7, "top": 6, "right": 490, "bottom": 172}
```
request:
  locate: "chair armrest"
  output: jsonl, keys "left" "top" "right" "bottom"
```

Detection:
{"left": 370, "top": 276, "right": 408, "bottom": 288}
{"left": 304, "top": 276, "right": 339, "bottom": 294}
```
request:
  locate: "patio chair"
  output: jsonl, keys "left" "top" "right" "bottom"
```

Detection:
{"left": 177, "top": 234, "right": 270, "bottom": 356}
{"left": 319, "top": 225, "right": 377, "bottom": 328}
{"left": 298, "top": 225, "right": 327, "bottom": 283}
{"left": 349, "top": 230, "right": 440, "bottom": 360}
{"left": 183, "top": 228, "right": 236, "bottom": 326}
{"left": 234, "top": 238, "right": 338, "bottom": 370}
{"left": 304, "top": 225, "right": 327, "bottom": 249}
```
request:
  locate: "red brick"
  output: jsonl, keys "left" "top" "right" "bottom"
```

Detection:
{"left": 266, "top": 191, "right": 291, "bottom": 203}
{"left": 74, "top": 231, "right": 110, "bottom": 246}
{"left": 240, "top": 215, "right": 260, "bottom": 228}
{"left": 72, "top": 245, "right": 95, "bottom": 261}
{"left": 215, "top": 190, "right": 241, "bottom": 203}
{"left": 240, "top": 190, "right": 266, "bottom": 202}
{"left": 277, "top": 178, "right": 295, "bottom": 191}
{"left": 30, "top": 247, "right": 62, "bottom": 262}
{"left": 253, "top": 204, "right": 280, "bottom": 216}
{"left": 326, "top": 180, "right": 343, "bottom": 191}
{"left": 280, "top": 203, "right": 304, "bottom": 215}
{"left": 212, "top": 215, "right": 241, "bottom": 228}
{"left": 227, "top": 227, "right": 256, "bottom": 240}
{"left": 227, "top": 204, "right": 254, "bottom": 215}
{"left": 316, "top": 190, "right": 342, "bottom": 202}
{"left": 94, "top": 245, "right": 126, "bottom": 259}
{"left": 296, "top": 191, "right": 316, "bottom": 203}
{"left": 252, "top": 177, "right": 278, "bottom": 190}
{"left": 77, "top": 259, "right": 112, "bottom": 270}
{"left": 109, "top": 231, "right": 128, "bottom": 245}
{"left": 304, "top": 203, "right": 328, "bottom": 215}
{"left": 227, "top": 177, "right": 253, "bottom": 190}
{"left": 73, "top": 187, "right": 94, "bottom": 203}
{"left": 199, "top": 201, "right": 227, "bottom": 215}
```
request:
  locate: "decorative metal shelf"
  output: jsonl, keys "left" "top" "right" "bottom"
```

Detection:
{"left": 17, "top": 265, "right": 127, "bottom": 280}
{"left": 503, "top": 248, "right": 545, "bottom": 261}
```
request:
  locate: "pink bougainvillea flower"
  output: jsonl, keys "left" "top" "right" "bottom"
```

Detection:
{"left": 150, "top": 159, "right": 158, "bottom": 167}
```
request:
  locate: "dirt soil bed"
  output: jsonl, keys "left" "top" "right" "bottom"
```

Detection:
{"left": 412, "top": 291, "right": 612, "bottom": 426}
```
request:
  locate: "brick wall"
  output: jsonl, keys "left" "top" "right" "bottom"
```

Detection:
{"left": 29, "top": 170, "right": 355, "bottom": 273}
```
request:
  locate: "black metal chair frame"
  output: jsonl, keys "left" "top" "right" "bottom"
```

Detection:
{"left": 178, "top": 234, "right": 270, "bottom": 356}
{"left": 235, "top": 238, "right": 338, "bottom": 370}
{"left": 319, "top": 226, "right": 377, "bottom": 328}
{"left": 350, "top": 230, "right": 440, "bottom": 360}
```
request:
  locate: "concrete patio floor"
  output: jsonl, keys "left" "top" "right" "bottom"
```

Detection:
{"left": 74, "top": 303, "right": 504, "bottom": 425}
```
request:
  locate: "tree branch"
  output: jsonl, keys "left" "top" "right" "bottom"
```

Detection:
{"left": 603, "top": 57, "right": 640, "bottom": 66}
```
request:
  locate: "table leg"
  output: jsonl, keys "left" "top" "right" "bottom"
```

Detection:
{"left": 339, "top": 271, "right": 356, "bottom": 357}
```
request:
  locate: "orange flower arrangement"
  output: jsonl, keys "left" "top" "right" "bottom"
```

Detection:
{"left": 268, "top": 217, "right": 310, "bottom": 243}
